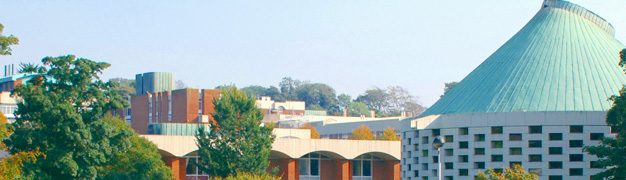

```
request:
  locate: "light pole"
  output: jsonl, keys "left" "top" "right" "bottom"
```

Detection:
{"left": 433, "top": 136, "right": 445, "bottom": 180}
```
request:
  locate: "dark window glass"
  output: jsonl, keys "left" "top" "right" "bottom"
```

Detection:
{"left": 459, "top": 169, "right": 468, "bottom": 176}
{"left": 491, "top": 141, "right": 503, "bottom": 148}
{"left": 475, "top": 134, "right": 485, "bottom": 142}
{"left": 570, "top": 125, "right": 583, "bottom": 133}
{"left": 491, "top": 155, "right": 503, "bottom": 162}
{"left": 529, "top": 140, "right": 542, "bottom": 148}
{"left": 529, "top": 126, "right": 542, "bottom": 134}
{"left": 569, "top": 140, "right": 583, "bottom": 148}
{"left": 459, "top": 128, "right": 468, "bottom": 135}
{"left": 459, "top": 141, "right": 468, "bottom": 149}
{"left": 549, "top": 147, "right": 562, "bottom": 155}
{"left": 491, "top": 127, "right": 503, "bottom": 134}
{"left": 432, "top": 129, "right": 440, "bottom": 136}
{"left": 475, "top": 148, "right": 485, "bottom": 155}
{"left": 510, "top": 134, "right": 522, "bottom": 141}
{"left": 510, "top": 148, "right": 522, "bottom": 155}
{"left": 569, "top": 168, "right": 583, "bottom": 176}
{"left": 362, "top": 160, "right": 371, "bottom": 176}
{"left": 529, "top": 155, "right": 542, "bottom": 162}
{"left": 444, "top": 149, "right": 453, "bottom": 156}
{"left": 445, "top": 162, "right": 453, "bottom": 169}
{"left": 445, "top": 135, "right": 454, "bottom": 143}
{"left": 458, "top": 155, "right": 468, "bottom": 163}
{"left": 548, "top": 176, "right": 563, "bottom": 180}
{"left": 549, "top": 133, "right": 562, "bottom": 141}
{"left": 474, "top": 162, "right": 485, "bottom": 169}
{"left": 414, "top": 170, "right": 419, "bottom": 177}
{"left": 422, "top": 150, "right": 428, "bottom": 157}
{"left": 422, "top": 137, "right": 429, "bottom": 144}
{"left": 432, "top": 156, "right": 438, "bottom": 163}
{"left": 590, "top": 133, "right": 604, "bottom": 140}
{"left": 569, "top": 154, "right": 583, "bottom": 162}
{"left": 311, "top": 159, "right": 319, "bottom": 175}
{"left": 549, "top": 161, "right": 562, "bottom": 169}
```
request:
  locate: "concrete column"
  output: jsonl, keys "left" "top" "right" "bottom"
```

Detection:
{"left": 164, "top": 157, "right": 187, "bottom": 180}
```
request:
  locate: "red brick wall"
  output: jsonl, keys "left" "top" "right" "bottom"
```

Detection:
{"left": 201, "top": 89, "right": 220, "bottom": 123}
{"left": 164, "top": 157, "right": 187, "bottom": 180}
{"left": 131, "top": 94, "right": 149, "bottom": 134}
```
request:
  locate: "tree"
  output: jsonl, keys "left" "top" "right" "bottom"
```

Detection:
{"left": 337, "top": 93, "right": 352, "bottom": 111}
{"left": 349, "top": 125, "right": 374, "bottom": 140}
{"left": 584, "top": 48, "right": 626, "bottom": 179}
{"left": 7, "top": 55, "right": 130, "bottom": 179}
{"left": 0, "top": 23, "right": 19, "bottom": 55}
{"left": 476, "top": 164, "right": 537, "bottom": 180}
{"left": 278, "top": 77, "right": 301, "bottom": 101}
{"left": 97, "top": 117, "right": 173, "bottom": 180}
{"left": 379, "top": 127, "right": 399, "bottom": 141}
{"left": 110, "top": 78, "right": 135, "bottom": 101}
{"left": 241, "top": 85, "right": 269, "bottom": 99}
{"left": 347, "top": 102, "right": 369, "bottom": 117}
{"left": 443, "top": 81, "right": 458, "bottom": 95}
{"left": 356, "top": 87, "right": 388, "bottom": 112}
{"left": 299, "top": 124, "right": 320, "bottom": 139}
{"left": 17, "top": 63, "right": 42, "bottom": 74}
{"left": 0, "top": 113, "right": 41, "bottom": 180}
{"left": 296, "top": 83, "right": 338, "bottom": 110}
{"left": 195, "top": 86, "right": 275, "bottom": 178}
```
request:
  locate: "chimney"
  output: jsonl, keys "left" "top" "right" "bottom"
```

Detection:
{"left": 370, "top": 110, "right": 375, "bottom": 118}
{"left": 343, "top": 108, "right": 347, "bottom": 117}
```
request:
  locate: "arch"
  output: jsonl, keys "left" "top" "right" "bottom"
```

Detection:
{"left": 270, "top": 150, "right": 292, "bottom": 159}
{"left": 298, "top": 150, "right": 347, "bottom": 160}
{"left": 353, "top": 151, "right": 400, "bottom": 161}
{"left": 158, "top": 149, "right": 176, "bottom": 157}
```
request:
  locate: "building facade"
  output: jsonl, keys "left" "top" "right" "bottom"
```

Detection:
{"left": 401, "top": 0, "right": 625, "bottom": 179}
{"left": 135, "top": 72, "right": 175, "bottom": 95}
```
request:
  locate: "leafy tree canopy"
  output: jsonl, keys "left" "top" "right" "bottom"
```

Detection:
{"left": 349, "top": 124, "right": 374, "bottom": 140}
{"left": 299, "top": 124, "right": 320, "bottom": 139}
{"left": 379, "top": 127, "right": 400, "bottom": 141}
{"left": 196, "top": 86, "right": 275, "bottom": 178}
{"left": 109, "top": 78, "right": 135, "bottom": 100}
{"left": 584, "top": 48, "right": 626, "bottom": 179}
{"left": 348, "top": 102, "right": 370, "bottom": 117}
{"left": 476, "top": 164, "right": 537, "bottom": 180}
{"left": 0, "top": 23, "right": 19, "bottom": 55}
{"left": 7, "top": 55, "right": 130, "bottom": 179}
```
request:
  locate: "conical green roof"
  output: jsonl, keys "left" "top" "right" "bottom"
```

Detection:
{"left": 421, "top": 0, "right": 626, "bottom": 117}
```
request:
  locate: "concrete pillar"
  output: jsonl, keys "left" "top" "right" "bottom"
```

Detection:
{"left": 164, "top": 157, "right": 187, "bottom": 180}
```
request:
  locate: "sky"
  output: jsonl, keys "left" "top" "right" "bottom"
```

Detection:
{"left": 0, "top": 1, "right": 625, "bottom": 107}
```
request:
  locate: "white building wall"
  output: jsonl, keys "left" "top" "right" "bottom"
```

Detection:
{"left": 401, "top": 111, "right": 614, "bottom": 180}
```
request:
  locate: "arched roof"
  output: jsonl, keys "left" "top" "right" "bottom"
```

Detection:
{"left": 421, "top": 0, "right": 626, "bottom": 117}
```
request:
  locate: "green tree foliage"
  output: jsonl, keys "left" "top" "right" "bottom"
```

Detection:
{"left": 196, "top": 86, "right": 275, "bottom": 178}
{"left": 242, "top": 85, "right": 269, "bottom": 99}
{"left": 356, "top": 86, "right": 425, "bottom": 117}
{"left": 337, "top": 93, "right": 352, "bottom": 111}
{"left": 347, "top": 102, "right": 370, "bottom": 116}
{"left": 97, "top": 117, "right": 173, "bottom": 180}
{"left": 476, "top": 164, "right": 537, "bottom": 180}
{"left": 211, "top": 173, "right": 281, "bottom": 180}
{"left": 17, "top": 63, "right": 44, "bottom": 74}
{"left": 0, "top": 113, "right": 42, "bottom": 180}
{"left": 349, "top": 124, "right": 375, "bottom": 140}
{"left": 378, "top": 127, "right": 400, "bottom": 141}
{"left": 584, "top": 48, "right": 626, "bottom": 179}
{"left": 443, "top": 81, "right": 459, "bottom": 95}
{"left": 299, "top": 124, "right": 320, "bottom": 139}
{"left": 296, "top": 83, "right": 338, "bottom": 110}
{"left": 110, "top": 78, "right": 136, "bottom": 101}
{"left": 7, "top": 55, "right": 129, "bottom": 179}
{"left": 0, "top": 23, "right": 19, "bottom": 55}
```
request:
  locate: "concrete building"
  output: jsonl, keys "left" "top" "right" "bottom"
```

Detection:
{"left": 401, "top": 0, "right": 625, "bottom": 179}
{"left": 135, "top": 72, "right": 175, "bottom": 95}
{"left": 256, "top": 96, "right": 306, "bottom": 115}
{"left": 145, "top": 128, "right": 401, "bottom": 180}
{"left": 131, "top": 88, "right": 220, "bottom": 134}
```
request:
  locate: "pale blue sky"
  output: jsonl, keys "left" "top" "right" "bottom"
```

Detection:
{"left": 1, "top": 1, "right": 625, "bottom": 107}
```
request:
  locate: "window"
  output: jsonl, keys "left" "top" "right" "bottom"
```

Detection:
{"left": 458, "top": 155, "right": 468, "bottom": 163}
{"left": 422, "top": 163, "right": 428, "bottom": 170}
{"left": 509, "top": 162, "right": 521, "bottom": 167}
{"left": 444, "top": 149, "right": 454, "bottom": 156}
{"left": 590, "top": 161, "right": 602, "bottom": 169}
{"left": 407, "top": 138, "right": 412, "bottom": 145}
{"left": 414, "top": 170, "right": 419, "bottom": 177}
{"left": 549, "top": 147, "right": 562, "bottom": 155}
{"left": 185, "top": 156, "right": 209, "bottom": 178}
{"left": 529, "top": 155, "right": 542, "bottom": 162}
{"left": 475, "top": 148, "right": 485, "bottom": 155}
{"left": 569, "top": 140, "right": 583, "bottom": 148}
{"left": 352, "top": 155, "right": 374, "bottom": 180}
{"left": 444, "top": 176, "right": 453, "bottom": 180}
{"left": 432, "top": 129, "right": 440, "bottom": 136}
{"left": 590, "top": 133, "right": 604, "bottom": 140}
{"left": 414, "top": 144, "right": 419, "bottom": 151}
{"left": 432, "top": 156, "right": 438, "bottom": 163}
{"left": 445, "top": 135, "right": 454, "bottom": 143}
{"left": 549, "top": 161, "right": 562, "bottom": 169}
{"left": 301, "top": 153, "right": 327, "bottom": 179}
{"left": 422, "top": 137, "right": 429, "bottom": 144}
{"left": 528, "top": 168, "right": 542, "bottom": 176}
{"left": 491, "top": 141, "right": 503, "bottom": 148}
{"left": 548, "top": 176, "right": 563, "bottom": 180}
{"left": 422, "top": 177, "right": 428, "bottom": 180}
{"left": 529, "top": 126, "right": 542, "bottom": 134}
{"left": 493, "top": 169, "right": 503, "bottom": 173}
{"left": 529, "top": 140, "right": 542, "bottom": 148}
{"left": 475, "top": 134, "right": 485, "bottom": 142}
{"left": 509, "top": 134, "right": 522, "bottom": 141}
{"left": 414, "top": 131, "right": 420, "bottom": 137}
{"left": 422, "top": 150, "right": 428, "bottom": 157}
{"left": 459, "top": 169, "right": 468, "bottom": 176}
{"left": 509, "top": 148, "right": 522, "bottom": 155}
{"left": 413, "top": 157, "right": 419, "bottom": 163}
{"left": 444, "top": 162, "right": 453, "bottom": 169}
{"left": 569, "top": 154, "right": 583, "bottom": 162}
{"left": 491, "top": 155, "right": 503, "bottom": 162}
{"left": 474, "top": 162, "right": 485, "bottom": 169}
{"left": 459, "top": 141, "right": 468, "bottom": 149}
{"left": 459, "top": 128, "right": 468, "bottom": 135}
{"left": 549, "top": 133, "right": 562, "bottom": 141}
{"left": 569, "top": 168, "right": 583, "bottom": 176}
{"left": 570, "top": 125, "right": 583, "bottom": 133}
{"left": 491, "top": 126, "right": 503, "bottom": 134}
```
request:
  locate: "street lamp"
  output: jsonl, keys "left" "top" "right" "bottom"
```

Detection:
{"left": 433, "top": 136, "right": 445, "bottom": 180}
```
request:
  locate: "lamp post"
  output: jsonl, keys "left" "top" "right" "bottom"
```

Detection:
{"left": 433, "top": 136, "right": 445, "bottom": 180}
